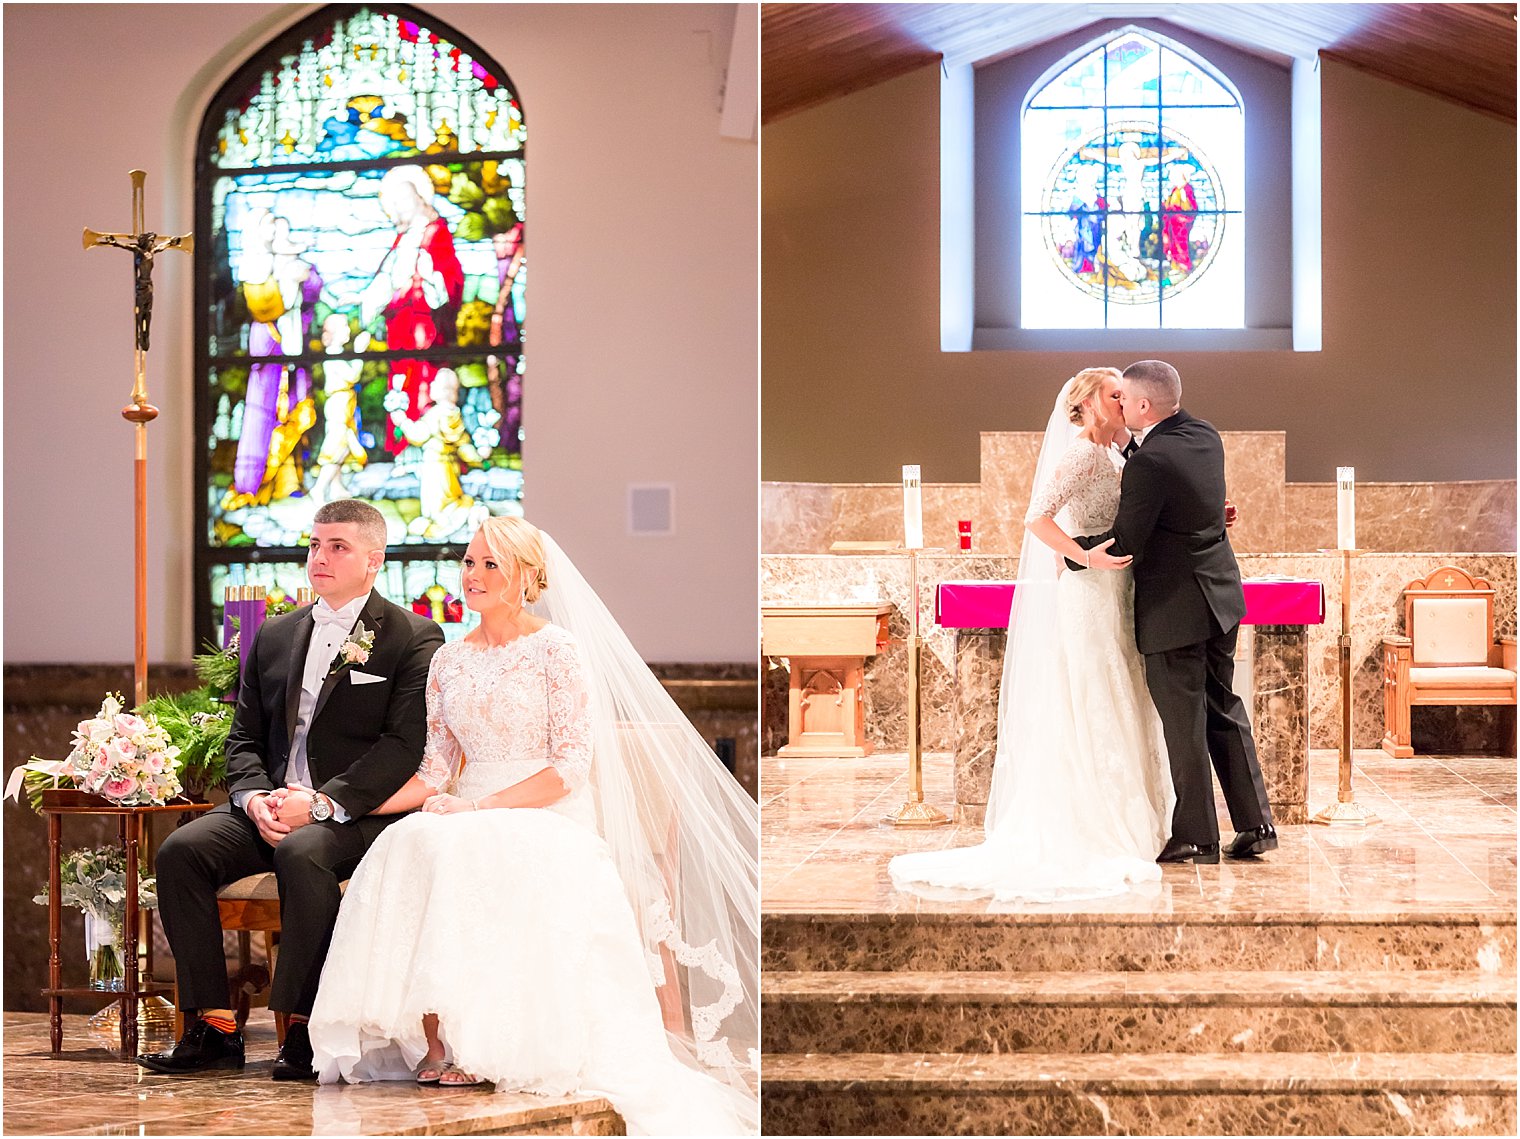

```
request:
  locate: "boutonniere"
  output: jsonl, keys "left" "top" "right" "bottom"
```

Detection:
{"left": 330, "top": 623, "right": 376, "bottom": 676}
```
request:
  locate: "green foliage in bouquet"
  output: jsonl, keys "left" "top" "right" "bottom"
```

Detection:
{"left": 33, "top": 845, "right": 157, "bottom": 916}
{"left": 135, "top": 688, "right": 232, "bottom": 797}
{"left": 194, "top": 634, "right": 240, "bottom": 698}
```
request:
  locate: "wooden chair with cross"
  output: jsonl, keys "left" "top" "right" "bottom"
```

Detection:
{"left": 1381, "top": 565, "right": 1516, "bottom": 757}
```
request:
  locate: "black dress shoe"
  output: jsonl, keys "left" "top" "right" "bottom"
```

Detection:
{"left": 1157, "top": 837, "right": 1221, "bottom": 864}
{"left": 1224, "top": 824, "right": 1278, "bottom": 859}
{"left": 271, "top": 1020, "right": 317, "bottom": 1081}
{"left": 136, "top": 1019, "right": 245, "bottom": 1074}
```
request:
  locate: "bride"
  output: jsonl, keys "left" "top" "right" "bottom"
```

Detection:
{"left": 306, "top": 517, "right": 758, "bottom": 1135}
{"left": 890, "top": 368, "right": 1176, "bottom": 903}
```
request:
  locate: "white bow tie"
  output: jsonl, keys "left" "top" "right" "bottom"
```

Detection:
{"left": 312, "top": 607, "right": 355, "bottom": 630}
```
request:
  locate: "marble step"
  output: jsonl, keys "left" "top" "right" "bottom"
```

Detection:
{"left": 763, "top": 969, "right": 1517, "bottom": 1055}
{"left": 760, "top": 1051, "right": 1519, "bottom": 1136}
{"left": 762, "top": 909, "right": 1517, "bottom": 973}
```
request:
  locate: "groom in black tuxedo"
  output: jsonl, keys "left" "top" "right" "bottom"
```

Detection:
{"left": 1071, "top": 360, "right": 1275, "bottom": 864}
{"left": 138, "top": 499, "right": 443, "bottom": 1078}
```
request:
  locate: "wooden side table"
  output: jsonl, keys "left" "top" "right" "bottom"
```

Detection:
{"left": 39, "top": 789, "right": 212, "bottom": 1057}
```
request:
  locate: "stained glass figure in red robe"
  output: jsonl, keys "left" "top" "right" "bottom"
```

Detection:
{"left": 361, "top": 165, "right": 465, "bottom": 454}
{"left": 1162, "top": 166, "right": 1200, "bottom": 277}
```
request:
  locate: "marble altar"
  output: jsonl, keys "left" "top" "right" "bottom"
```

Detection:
{"left": 763, "top": 552, "right": 1516, "bottom": 760}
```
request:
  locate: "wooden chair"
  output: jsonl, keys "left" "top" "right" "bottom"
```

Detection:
{"left": 1382, "top": 566, "right": 1516, "bottom": 757}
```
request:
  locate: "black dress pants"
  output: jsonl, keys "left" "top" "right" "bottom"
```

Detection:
{"left": 155, "top": 803, "right": 401, "bottom": 1016}
{"left": 1143, "top": 622, "right": 1273, "bottom": 846}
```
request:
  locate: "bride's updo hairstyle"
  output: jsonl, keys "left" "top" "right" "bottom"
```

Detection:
{"left": 477, "top": 516, "right": 549, "bottom": 604}
{"left": 1063, "top": 367, "right": 1122, "bottom": 425}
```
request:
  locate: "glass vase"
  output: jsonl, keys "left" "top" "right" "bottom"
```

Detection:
{"left": 84, "top": 911, "right": 124, "bottom": 991}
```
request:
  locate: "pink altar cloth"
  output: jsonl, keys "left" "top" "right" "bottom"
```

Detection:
{"left": 935, "top": 578, "right": 1325, "bottom": 629}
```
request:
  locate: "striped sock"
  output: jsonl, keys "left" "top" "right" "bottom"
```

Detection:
{"left": 200, "top": 1012, "right": 237, "bottom": 1034}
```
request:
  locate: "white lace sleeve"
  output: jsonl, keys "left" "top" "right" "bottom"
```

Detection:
{"left": 1025, "top": 442, "right": 1098, "bottom": 523}
{"left": 542, "top": 634, "right": 593, "bottom": 792}
{"left": 417, "top": 658, "right": 463, "bottom": 791}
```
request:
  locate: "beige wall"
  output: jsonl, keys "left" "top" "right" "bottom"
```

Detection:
{"left": 761, "top": 58, "right": 1516, "bottom": 486}
{"left": 5, "top": 3, "right": 758, "bottom": 664}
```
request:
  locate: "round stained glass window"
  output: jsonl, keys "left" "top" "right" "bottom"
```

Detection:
{"left": 1040, "top": 123, "right": 1225, "bottom": 305}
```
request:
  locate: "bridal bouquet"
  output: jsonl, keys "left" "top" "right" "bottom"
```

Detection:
{"left": 64, "top": 693, "right": 185, "bottom": 805}
{"left": 8, "top": 693, "right": 186, "bottom": 809}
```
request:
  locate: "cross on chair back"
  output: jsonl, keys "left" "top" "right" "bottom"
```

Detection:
{"left": 1381, "top": 566, "right": 1517, "bottom": 757}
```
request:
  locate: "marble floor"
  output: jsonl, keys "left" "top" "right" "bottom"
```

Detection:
{"left": 2, "top": 1011, "right": 623, "bottom": 1135}
{"left": 762, "top": 748, "right": 1516, "bottom": 1134}
{"left": 762, "top": 748, "right": 1517, "bottom": 916}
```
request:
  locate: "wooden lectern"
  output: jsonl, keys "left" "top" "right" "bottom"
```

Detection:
{"left": 762, "top": 603, "right": 892, "bottom": 758}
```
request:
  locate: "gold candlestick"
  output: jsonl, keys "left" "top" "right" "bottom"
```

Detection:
{"left": 885, "top": 548, "right": 950, "bottom": 827}
{"left": 1312, "top": 548, "right": 1380, "bottom": 827}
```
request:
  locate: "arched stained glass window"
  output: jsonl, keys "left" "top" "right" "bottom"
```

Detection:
{"left": 194, "top": 4, "right": 525, "bottom": 645}
{"left": 1020, "top": 28, "right": 1243, "bottom": 330}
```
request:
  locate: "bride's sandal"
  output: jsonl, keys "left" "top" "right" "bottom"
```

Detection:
{"left": 415, "top": 1058, "right": 446, "bottom": 1084}
{"left": 438, "top": 1061, "right": 483, "bottom": 1087}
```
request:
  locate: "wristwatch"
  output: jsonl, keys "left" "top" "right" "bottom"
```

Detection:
{"left": 309, "top": 794, "right": 334, "bottom": 823}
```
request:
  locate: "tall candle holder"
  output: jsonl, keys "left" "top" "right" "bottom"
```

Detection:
{"left": 1312, "top": 546, "right": 1380, "bottom": 827}
{"left": 884, "top": 547, "right": 950, "bottom": 827}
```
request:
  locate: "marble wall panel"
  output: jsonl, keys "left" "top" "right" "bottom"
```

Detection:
{"left": 978, "top": 432, "right": 1048, "bottom": 555}
{"left": 1254, "top": 627, "right": 1311, "bottom": 824}
{"left": 952, "top": 632, "right": 1005, "bottom": 825}
{"left": 763, "top": 553, "right": 1517, "bottom": 757}
{"left": 762, "top": 482, "right": 833, "bottom": 554}
{"left": 1283, "top": 482, "right": 1518, "bottom": 554}
{"left": 831, "top": 484, "right": 984, "bottom": 554}
{"left": 762, "top": 483, "right": 984, "bottom": 554}
{"left": 1220, "top": 432, "right": 1286, "bottom": 555}
{"left": 979, "top": 431, "right": 1286, "bottom": 556}
{"left": 768, "top": 473, "right": 1512, "bottom": 558}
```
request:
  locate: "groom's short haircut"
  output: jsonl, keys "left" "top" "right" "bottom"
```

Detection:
{"left": 313, "top": 499, "right": 389, "bottom": 553}
{"left": 1123, "top": 359, "right": 1182, "bottom": 412}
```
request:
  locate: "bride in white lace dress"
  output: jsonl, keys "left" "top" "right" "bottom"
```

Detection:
{"left": 308, "top": 518, "right": 757, "bottom": 1135}
{"left": 890, "top": 368, "right": 1175, "bottom": 903}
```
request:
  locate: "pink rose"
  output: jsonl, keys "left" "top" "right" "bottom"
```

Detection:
{"left": 109, "top": 737, "right": 137, "bottom": 764}
{"left": 114, "top": 713, "right": 147, "bottom": 737}
{"left": 103, "top": 776, "right": 135, "bottom": 800}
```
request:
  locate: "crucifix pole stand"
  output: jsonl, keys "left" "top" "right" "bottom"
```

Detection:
{"left": 84, "top": 170, "right": 193, "bottom": 707}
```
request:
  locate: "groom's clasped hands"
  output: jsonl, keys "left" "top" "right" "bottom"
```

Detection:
{"left": 246, "top": 783, "right": 327, "bottom": 846}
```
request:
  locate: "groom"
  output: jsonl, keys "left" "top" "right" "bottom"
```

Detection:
{"left": 1071, "top": 360, "right": 1275, "bottom": 864}
{"left": 138, "top": 499, "right": 443, "bottom": 1078}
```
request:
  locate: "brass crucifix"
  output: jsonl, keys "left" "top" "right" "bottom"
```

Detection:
{"left": 84, "top": 170, "right": 194, "bottom": 416}
{"left": 83, "top": 170, "right": 194, "bottom": 707}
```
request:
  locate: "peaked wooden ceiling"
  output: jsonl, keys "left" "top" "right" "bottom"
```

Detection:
{"left": 761, "top": 3, "right": 1518, "bottom": 124}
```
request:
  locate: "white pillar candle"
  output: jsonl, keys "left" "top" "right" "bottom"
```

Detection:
{"left": 1336, "top": 467, "right": 1356, "bottom": 550}
{"left": 902, "top": 465, "right": 924, "bottom": 550}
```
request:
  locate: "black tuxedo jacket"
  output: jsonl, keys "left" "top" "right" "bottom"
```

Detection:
{"left": 224, "top": 590, "right": 444, "bottom": 817}
{"left": 1073, "top": 409, "right": 1245, "bottom": 655}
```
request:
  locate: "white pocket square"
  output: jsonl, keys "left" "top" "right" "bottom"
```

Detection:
{"left": 350, "top": 670, "right": 386, "bottom": 685}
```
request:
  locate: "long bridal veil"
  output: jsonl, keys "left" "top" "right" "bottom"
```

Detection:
{"left": 535, "top": 533, "right": 759, "bottom": 1123}
{"left": 983, "top": 380, "right": 1080, "bottom": 834}
{"left": 889, "top": 378, "right": 1171, "bottom": 903}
